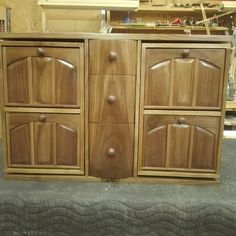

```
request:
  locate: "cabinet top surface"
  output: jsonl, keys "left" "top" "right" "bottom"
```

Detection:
{"left": 0, "top": 32, "right": 232, "bottom": 43}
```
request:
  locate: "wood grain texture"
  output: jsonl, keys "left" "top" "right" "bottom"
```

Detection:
{"left": 6, "top": 113, "right": 82, "bottom": 169}
{"left": 89, "top": 75, "right": 135, "bottom": 123}
{"left": 4, "top": 46, "right": 81, "bottom": 107}
{"left": 89, "top": 123, "right": 134, "bottom": 179}
{"left": 89, "top": 40, "right": 137, "bottom": 75}
{"left": 140, "top": 115, "right": 220, "bottom": 174}
{"left": 144, "top": 47, "right": 225, "bottom": 108}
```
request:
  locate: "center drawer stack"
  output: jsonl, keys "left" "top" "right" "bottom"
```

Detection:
{"left": 88, "top": 39, "right": 137, "bottom": 179}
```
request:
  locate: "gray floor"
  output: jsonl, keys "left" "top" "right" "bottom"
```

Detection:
{"left": 0, "top": 140, "right": 236, "bottom": 235}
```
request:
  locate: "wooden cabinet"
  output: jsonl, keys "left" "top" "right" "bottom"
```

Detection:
{"left": 138, "top": 43, "right": 229, "bottom": 179}
{"left": 4, "top": 46, "right": 81, "bottom": 107}
{"left": 1, "top": 42, "right": 84, "bottom": 175}
{"left": 88, "top": 39, "right": 137, "bottom": 179}
{"left": 0, "top": 35, "right": 230, "bottom": 183}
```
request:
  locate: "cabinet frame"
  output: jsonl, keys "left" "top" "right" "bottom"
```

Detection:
{"left": 138, "top": 43, "right": 231, "bottom": 180}
{"left": 1, "top": 41, "right": 85, "bottom": 176}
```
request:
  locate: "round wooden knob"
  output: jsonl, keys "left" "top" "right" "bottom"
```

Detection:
{"left": 181, "top": 49, "right": 190, "bottom": 58}
{"left": 106, "top": 148, "right": 116, "bottom": 157}
{"left": 107, "top": 95, "right": 117, "bottom": 104}
{"left": 108, "top": 51, "right": 117, "bottom": 61}
{"left": 36, "top": 47, "right": 45, "bottom": 56}
{"left": 177, "top": 117, "right": 186, "bottom": 125}
{"left": 39, "top": 114, "right": 46, "bottom": 122}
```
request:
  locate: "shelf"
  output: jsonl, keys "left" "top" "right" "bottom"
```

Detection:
{"left": 111, "top": 25, "right": 229, "bottom": 35}
{"left": 226, "top": 101, "right": 236, "bottom": 110}
{"left": 137, "top": 5, "right": 223, "bottom": 13}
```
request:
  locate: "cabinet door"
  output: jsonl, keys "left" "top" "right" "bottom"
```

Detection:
{"left": 144, "top": 48, "right": 225, "bottom": 109}
{"left": 89, "top": 123, "right": 134, "bottom": 179}
{"left": 6, "top": 113, "right": 82, "bottom": 170}
{"left": 140, "top": 114, "right": 220, "bottom": 174}
{"left": 4, "top": 46, "right": 81, "bottom": 107}
{"left": 89, "top": 75, "right": 135, "bottom": 123}
{"left": 89, "top": 40, "right": 137, "bottom": 75}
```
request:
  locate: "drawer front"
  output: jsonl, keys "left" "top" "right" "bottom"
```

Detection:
{"left": 4, "top": 46, "right": 81, "bottom": 107}
{"left": 144, "top": 47, "right": 225, "bottom": 109}
{"left": 89, "top": 75, "right": 135, "bottom": 123}
{"left": 6, "top": 112, "right": 82, "bottom": 169}
{"left": 140, "top": 114, "right": 220, "bottom": 173}
{"left": 89, "top": 123, "right": 134, "bottom": 179}
{"left": 89, "top": 40, "right": 137, "bottom": 75}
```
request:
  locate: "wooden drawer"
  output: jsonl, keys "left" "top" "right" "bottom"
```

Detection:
{"left": 6, "top": 112, "right": 83, "bottom": 170}
{"left": 143, "top": 47, "right": 226, "bottom": 109}
{"left": 3, "top": 46, "right": 82, "bottom": 107}
{"left": 89, "top": 123, "right": 134, "bottom": 179}
{"left": 139, "top": 114, "right": 220, "bottom": 175}
{"left": 89, "top": 75, "right": 135, "bottom": 123}
{"left": 89, "top": 40, "right": 137, "bottom": 75}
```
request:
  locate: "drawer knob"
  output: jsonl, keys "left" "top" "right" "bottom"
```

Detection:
{"left": 107, "top": 95, "right": 117, "bottom": 104}
{"left": 36, "top": 47, "right": 45, "bottom": 56}
{"left": 181, "top": 49, "right": 190, "bottom": 58}
{"left": 39, "top": 114, "right": 46, "bottom": 122}
{"left": 177, "top": 117, "right": 186, "bottom": 125}
{"left": 108, "top": 51, "right": 117, "bottom": 61}
{"left": 106, "top": 148, "right": 116, "bottom": 157}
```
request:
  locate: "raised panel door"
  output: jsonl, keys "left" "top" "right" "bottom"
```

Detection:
{"left": 140, "top": 115, "right": 220, "bottom": 174}
{"left": 4, "top": 46, "right": 81, "bottom": 107}
{"left": 6, "top": 113, "right": 81, "bottom": 169}
{"left": 144, "top": 47, "right": 225, "bottom": 109}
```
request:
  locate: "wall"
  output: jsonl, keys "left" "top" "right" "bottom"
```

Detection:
{"left": 0, "top": 0, "right": 102, "bottom": 33}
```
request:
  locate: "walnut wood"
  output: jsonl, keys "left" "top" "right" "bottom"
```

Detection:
{"left": 89, "top": 40, "right": 137, "bottom": 75}
{"left": 140, "top": 115, "right": 220, "bottom": 173}
{"left": 89, "top": 75, "right": 135, "bottom": 123}
{"left": 89, "top": 123, "right": 134, "bottom": 179}
{"left": 0, "top": 35, "right": 231, "bottom": 183}
{"left": 6, "top": 113, "right": 81, "bottom": 168}
{"left": 4, "top": 46, "right": 81, "bottom": 107}
{"left": 144, "top": 47, "right": 225, "bottom": 108}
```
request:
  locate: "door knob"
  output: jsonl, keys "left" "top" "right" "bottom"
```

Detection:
{"left": 106, "top": 148, "right": 116, "bottom": 157}
{"left": 107, "top": 95, "right": 117, "bottom": 104}
{"left": 181, "top": 49, "right": 190, "bottom": 58}
{"left": 39, "top": 114, "right": 46, "bottom": 122}
{"left": 108, "top": 51, "right": 117, "bottom": 61}
{"left": 177, "top": 117, "right": 186, "bottom": 125}
{"left": 36, "top": 47, "right": 45, "bottom": 56}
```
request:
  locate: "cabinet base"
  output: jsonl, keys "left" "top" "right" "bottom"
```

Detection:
{"left": 4, "top": 173, "right": 219, "bottom": 185}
